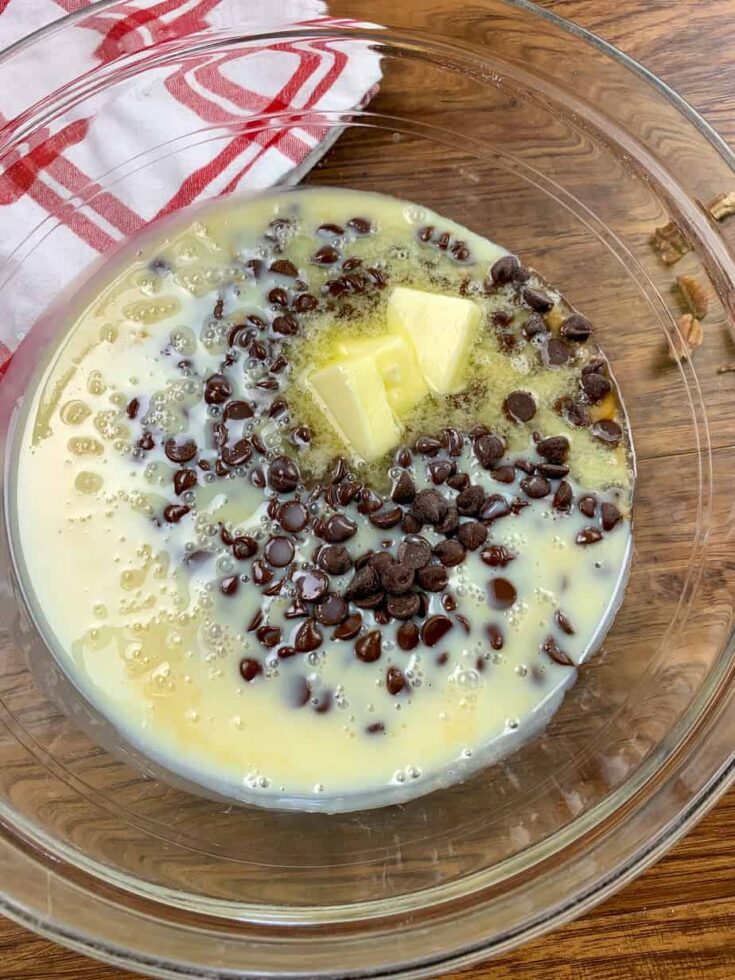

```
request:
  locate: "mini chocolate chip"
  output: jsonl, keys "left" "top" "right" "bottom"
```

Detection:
{"left": 355, "top": 630, "right": 382, "bottom": 662}
{"left": 312, "top": 245, "right": 340, "bottom": 265}
{"left": 296, "top": 569, "right": 330, "bottom": 602}
{"left": 592, "top": 419, "right": 623, "bottom": 446}
{"left": 474, "top": 433, "right": 506, "bottom": 469}
{"left": 421, "top": 615, "right": 453, "bottom": 647}
{"left": 395, "top": 447, "right": 412, "bottom": 467}
{"left": 232, "top": 536, "right": 258, "bottom": 560}
{"left": 434, "top": 539, "right": 466, "bottom": 567}
{"left": 318, "top": 222, "right": 344, "bottom": 236}
{"left": 537, "top": 463, "right": 569, "bottom": 479}
{"left": 370, "top": 507, "right": 402, "bottom": 529}
{"left": 333, "top": 613, "right": 362, "bottom": 640}
{"left": 442, "top": 427, "right": 464, "bottom": 456}
{"left": 163, "top": 504, "right": 190, "bottom": 523}
{"left": 215, "top": 460, "right": 229, "bottom": 476}
{"left": 250, "top": 466, "right": 266, "bottom": 488}
{"left": 268, "top": 398, "right": 288, "bottom": 419}
{"left": 257, "top": 624, "right": 282, "bottom": 648}
{"left": 418, "top": 225, "right": 434, "bottom": 242}
{"left": 379, "top": 561, "right": 415, "bottom": 595}
{"left": 268, "top": 286, "right": 289, "bottom": 307}
{"left": 273, "top": 313, "right": 299, "bottom": 336}
{"left": 578, "top": 495, "right": 597, "bottom": 518}
{"left": 204, "top": 373, "right": 232, "bottom": 405}
{"left": 487, "top": 623, "right": 504, "bottom": 650}
{"left": 492, "top": 465, "right": 516, "bottom": 484}
{"left": 212, "top": 422, "right": 228, "bottom": 450}
{"left": 442, "top": 594, "right": 457, "bottom": 613}
{"left": 428, "top": 460, "right": 455, "bottom": 485}
{"left": 522, "top": 314, "right": 548, "bottom": 340}
{"left": 277, "top": 646, "right": 297, "bottom": 660}
{"left": 315, "top": 595, "right": 348, "bottom": 626}
{"left": 521, "top": 475, "right": 551, "bottom": 499}
{"left": 447, "top": 472, "right": 470, "bottom": 491}
{"left": 126, "top": 397, "right": 140, "bottom": 419}
{"left": 580, "top": 372, "right": 611, "bottom": 403}
{"left": 294, "top": 618, "right": 323, "bottom": 653}
{"left": 293, "top": 292, "right": 318, "bottom": 313}
{"left": 397, "top": 622, "right": 420, "bottom": 650}
{"left": 416, "top": 564, "right": 448, "bottom": 592}
{"left": 391, "top": 470, "right": 416, "bottom": 503}
{"left": 435, "top": 506, "right": 459, "bottom": 536}
{"left": 222, "top": 439, "right": 253, "bottom": 466}
{"left": 331, "top": 458, "right": 349, "bottom": 484}
{"left": 561, "top": 313, "right": 592, "bottom": 342}
{"left": 285, "top": 597, "right": 309, "bottom": 619}
{"left": 366, "top": 721, "right": 385, "bottom": 734}
{"left": 278, "top": 500, "right": 309, "bottom": 533}
{"left": 479, "top": 494, "right": 511, "bottom": 521}
{"left": 576, "top": 526, "right": 603, "bottom": 545}
{"left": 268, "top": 455, "right": 300, "bottom": 492}
{"left": 489, "top": 254, "right": 520, "bottom": 285}
{"left": 357, "top": 488, "right": 383, "bottom": 514}
{"left": 239, "top": 658, "right": 262, "bottom": 682}
{"left": 386, "top": 594, "right": 420, "bottom": 619}
{"left": 556, "top": 610, "right": 575, "bottom": 635}
{"left": 249, "top": 340, "right": 268, "bottom": 360}
{"left": 457, "top": 485, "right": 485, "bottom": 516}
{"left": 318, "top": 545, "right": 352, "bottom": 575}
{"left": 398, "top": 536, "right": 432, "bottom": 569}
{"left": 489, "top": 577, "right": 517, "bottom": 609}
{"left": 504, "top": 390, "right": 537, "bottom": 423}
{"left": 386, "top": 666, "right": 406, "bottom": 695}
{"left": 348, "top": 216, "right": 372, "bottom": 234}
{"left": 542, "top": 635, "right": 575, "bottom": 666}
{"left": 224, "top": 400, "right": 254, "bottom": 421}
{"left": 165, "top": 437, "right": 197, "bottom": 463}
{"left": 601, "top": 501, "right": 622, "bottom": 531}
{"left": 324, "top": 278, "right": 348, "bottom": 297}
{"left": 522, "top": 286, "right": 554, "bottom": 313}
{"left": 264, "top": 536, "right": 295, "bottom": 568}
{"left": 457, "top": 521, "right": 488, "bottom": 550}
{"left": 480, "top": 545, "right": 515, "bottom": 567}
{"left": 552, "top": 481, "right": 573, "bottom": 511}
{"left": 342, "top": 257, "right": 362, "bottom": 271}
{"left": 543, "top": 338, "right": 572, "bottom": 366}
{"left": 292, "top": 425, "right": 312, "bottom": 447}
{"left": 270, "top": 259, "right": 298, "bottom": 277}
{"left": 556, "top": 396, "right": 590, "bottom": 428}
{"left": 174, "top": 468, "right": 197, "bottom": 496}
{"left": 252, "top": 560, "right": 273, "bottom": 586}
{"left": 415, "top": 436, "right": 442, "bottom": 457}
{"left": 536, "top": 435, "right": 570, "bottom": 464}
{"left": 220, "top": 575, "right": 239, "bottom": 596}
{"left": 335, "top": 480, "right": 362, "bottom": 506}
{"left": 412, "top": 488, "right": 448, "bottom": 525}
{"left": 367, "top": 267, "right": 388, "bottom": 289}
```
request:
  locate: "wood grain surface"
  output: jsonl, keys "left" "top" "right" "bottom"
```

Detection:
{"left": 2, "top": 1, "right": 735, "bottom": 978}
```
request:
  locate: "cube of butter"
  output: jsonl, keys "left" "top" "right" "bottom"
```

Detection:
{"left": 334, "top": 333, "right": 427, "bottom": 417}
{"left": 307, "top": 354, "right": 401, "bottom": 462}
{"left": 387, "top": 286, "right": 481, "bottom": 394}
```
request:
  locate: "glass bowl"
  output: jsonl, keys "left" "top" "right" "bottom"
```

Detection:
{"left": 1, "top": 1, "right": 734, "bottom": 976}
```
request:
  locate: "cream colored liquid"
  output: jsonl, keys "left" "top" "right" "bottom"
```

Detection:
{"left": 14, "top": 188, "right": 632, "bottom": 810}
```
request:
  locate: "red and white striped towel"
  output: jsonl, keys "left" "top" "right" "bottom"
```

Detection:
{"left": 0, "top": 0, "right": 381, "bottom": 371}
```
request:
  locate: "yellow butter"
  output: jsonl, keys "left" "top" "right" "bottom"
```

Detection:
{"left": 334, "top": 333, "right": 427, "bottom": 416}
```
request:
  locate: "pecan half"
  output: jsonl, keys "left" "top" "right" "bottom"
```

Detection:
{"left": 670, "top": 313, "right": 703, "bottom": 362}
{"left": 707, "top": 191, "right": 735, "bottom": 221}
{"left": 677, "top": 274, "right": 709, "bottom": 319}
{"left": 650, "top": 220, "right": 690, "bottom": 265}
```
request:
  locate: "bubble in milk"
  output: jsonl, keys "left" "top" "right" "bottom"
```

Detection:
{"left": 61, "top": 400, "right": 91, "bottom": 426}
{"left": 74, "top": 471, "right": 103, "bottom": 494}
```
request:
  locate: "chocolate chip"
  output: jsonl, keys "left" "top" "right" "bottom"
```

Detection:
{"left": 580, "top": 372, "right": 611, "bottom": 403}
{"left": 592, "top": 419, "right": 623, "bottom": 446}
{"left": 395, "top": 447, "right": 412, "bottom": 468}
{"left": 285, "top": 597, "right": 308, "bottom": 619}
{"left": 442, "top": 594, "right": 457, "bottom": 613}
{"left": 379, "top": 560, "right": 415, "bottom": 595}
{"left": 576, "top": 526, "right": 603, "bottom": 545}
{"left": 290, "top": 675, "right": 312, "bottom": 707}
{"left": 480, "top": 545, "right": 515, "bottom": 567}
{"left": 398, "top": 536, "right": 432, "bottom": 569}
{"left": 342, "top": 257, "right": 362, "bottom": 271}
{"left": 556, "top": 610, "right": 575, "bottom": 635}
{"left": 370, "top": 506, "right": 402, "bottom": 529}
{"left": 421, "top": 615, "right": 453, "bottom": 647}
{"left": 409, "top": 489, "right": 446, "bottom": 526}
{"left": 386, "top": 594, "right": 420, "bottom": 619}
{"left": 268, "top": 455, "right": 299, "bottom": 493}
{"left": 357, "top": 488, "right": 383, "bottom": 515}
{"left": 276, "top": 500, "right": 307, "bottom": 534}
{"left": 232, "top": 536, "right": 257, "bottom": 560}
{"left": 390, "top": 470, "right": 416, "bottom": 504}
{"left": 428, "top": 460, "right": 455, "bottom": 485}
{"left": 542, "top": 635, "right": 575, "bottom": 666}
{"left": 489, "top": 254, "right": 520, "bottom": 285}
{"left": 537, "top": 463, "right": 569, "bottom": 479}
{"left": 293, "top": 292, "right": 318, "bottom": 313}
{"left": 418, "top": 225, "right": 434, "bottom": 242}
{"left": 556, "top": 396, "right": 590, "bottom": 428}
{"left": 268, "top": 286, "right": 289, "bottom": 307}
{"left": 489, "top": 577, "right": 517, "bottom": 609}
{"left": 273, "top": 313, "right": 299, "bottom": 336}
{"left": 215, "top": 459, "right": 229, "bottom": 476}
{"left": 312, "top": 245, "right": 340, "bottom": 265}
{"left": 295, "top": 569, "right": 329, "bottom": 602}
{"left": 315, "top": 546, "right": 349, "bottom": 576}
{"left": 126, "top": 397, "right": 140, "bottom": 419}
{"left": 318, "top": 222, "right": 344, "bottom": 236}
{"left": 333, "top": 613, "right": 362, "bottom": 640}
{"left": 250, "top": 466, "right": 266, "bottom": 488}
{"left": 474, "top": 433, "right": 506, "bottom": 469}
{"left": 434, "top": 539, "right": 466, "bottom": 567}
{"left": 601, "top": 501, "right": 622, "bottom": 531}
{"left": 319, "top": 514, "right": 355, "bottom": 543}
{"left": 268, "top": 398, "right": 288, "bottom": 419}
{"left": 416, "top": 564, "right": 448, "bottom": 592}
{"left": 366, "top": 721, "right": 385, "bottom": 734}
{"left": 397, "top": 622, "right": 420, "bottom": 651}
{"left": 252, "top": 559, "right": 273, "bottom": 586}
{"left": 504, "top": 390, "right": 537, "bottom": 423}
{"left": 239, "top": 658, "right": 262, "bottom": 682}
{"left": 263, "top": 536, "right": 294, "bottom": 568}
{"left": 536, "top": 435, "right": 570, "bottom": 464}
{"left": 249, "top": 340, "right": 268, "bottom": 360}
{"left": 522, "top": 314, "right": 548, "bottom": 340}
{"left": 492, "top": 465, "right": 516, "bottom": 484}
{"left": 347, "top": 217, "right": 372, "bottom": 234}
{"left": 457, "top": 521, "right": 488, "bottom": 550}
{"left": 493, "top": 310, "right": 513, "bottom": 327}
{"left": 447, "top": 472, "right": 470, "bottom": 491}
{"left": 315, "top": 595, "right": 347, "bottom": 626}
{"left": 224, "top": 400, "right": 254, "bottom": 422}
{"left": 355, "top": 630, "right": 382, "bottom": 662}
{"left": 552, "top": 481, "right": 573, "bottom": 511}
{"left": 219, "top": 575, "right": 239, "bottom": 596}
{"left": 439, "top": 427, "right": 463, "bottom": 457}
{"left": 294, "top": 618, "right": 323, "bottom": 653}
{"left": 578, "top": 495, "right": 597, "bottom": 518}
{"left": 521, "top": 475, "right": 551, "bottom": 499}
{"left": 487, "top": 623, "right": 504, "bottom": 650}
{"left": 402, "top": 513, "right": 423, "bottom": 534}
{"left": 522, "top": 286, "right": 554, "bottom": 313}
{"left": 479, "top": 494, "right": 510, "bottom": 521}
{"left": 324, "top": 278, "right": 348, "bottom": 297}
{"left": 165, "top": 437, "right": 197, "bottom": 463}
{"left": 334, "top": 480, "right": 361, "bottom": 507}
{"left": 163, "top": 504, "right": 189, "bottom": 523}
{"left": 270, "top": 259, "right": 298, "bottom": 277}
{"left": 221, "top": 439, "right": 252, "bottom": 466}
{"left": 561, "top": 313, "right": 592, "bottom": 342}
{"left": 173, "top": 468, "right": 197, "bottom": 496}
{"left": 457, "top": 485, "right": 485, "bottom": 516}
{"left": 415, "top": 436, "right": 442, "bottom": 457}
{"left": 435, "top": 506, "right": 459, "bottom": 535}
{"left": 367, "top": 267, "right": 388, "bottom": 289}
{"left": 277, "top": 646, "right": 297, "bottom": 659}
{"left": 257, "top": 624, "right": 282, "bottom": 648}
{"left": 345, "top": 566, "right": 380, "bottom": 600}
{"left": 386, "top": 666, "right": 406, "bottom": 696}
{"left": 204, "top": 373, "right": 232, "bottom": 405}
{"left": 543, "top": 338, "right": 571, "bottom": 366}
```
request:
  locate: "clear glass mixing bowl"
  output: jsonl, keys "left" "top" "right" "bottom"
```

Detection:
{"left": 0, "top": 1, "right": 734, "bottom": 976}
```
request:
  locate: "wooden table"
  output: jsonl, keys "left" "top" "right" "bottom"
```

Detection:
{"left": 2, "top": 1, "right": 735, "bottom": 977}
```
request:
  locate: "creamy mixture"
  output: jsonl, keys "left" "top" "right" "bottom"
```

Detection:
{"left": 13, "top": 188, "right": 633, "bottom": 810}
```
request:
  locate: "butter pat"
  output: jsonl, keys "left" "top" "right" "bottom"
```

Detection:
{"left": 307, "top": 355, "right": 401, "bottom": 462}
{"left": 387, "top": 286, "right": 481, "bottom": 394}
{"left": 335, "top": 334, "right": 427, "bottom": 416}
